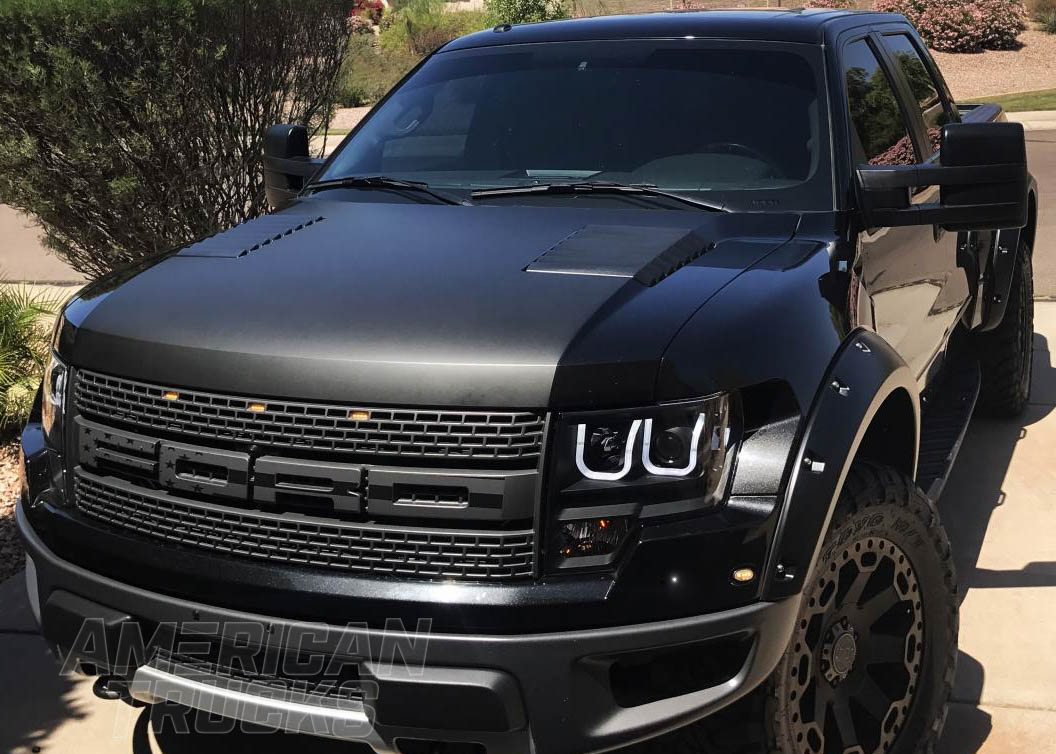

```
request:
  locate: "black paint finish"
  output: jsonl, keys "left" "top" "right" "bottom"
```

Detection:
{"left": 58, "top": 205, "right": 798, "bottom": 409}
{"left": 19, "top": 9, "right": 1041, "bottom": 753}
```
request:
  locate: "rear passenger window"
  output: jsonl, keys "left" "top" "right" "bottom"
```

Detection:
{"left": 885, "top": 34, "right": 947, "bottom": 155}
{"left": 843, "top": 39, "right": 916, "bottom": 166}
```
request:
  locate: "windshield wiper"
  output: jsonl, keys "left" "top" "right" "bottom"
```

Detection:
{"left": 306, "top": 176, "right": 471, "bottom": 206}
{"left": 471, "top": 181, "right": 725, "bottom": 212}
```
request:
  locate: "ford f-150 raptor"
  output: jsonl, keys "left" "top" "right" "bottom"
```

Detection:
{"left": 17, "top": 9, "right": 1038, "bottom": 754}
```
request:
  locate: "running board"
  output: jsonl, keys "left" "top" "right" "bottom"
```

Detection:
{"left": 916, "top": 358, "right": 981, "bottom": 500}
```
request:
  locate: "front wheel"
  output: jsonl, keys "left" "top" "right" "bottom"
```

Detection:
{"left": 623, "top": 464, "right": 958, "bottom": 754}
{"left": 768, "top": 464, "right": 958, "bottom": 754}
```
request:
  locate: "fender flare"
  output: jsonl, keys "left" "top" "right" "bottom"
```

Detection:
{"left": 980, "top": 180, "right": 1038, "bottom": 332}
{"left": 761, "top": 329, "right": 919, "bottom": 601}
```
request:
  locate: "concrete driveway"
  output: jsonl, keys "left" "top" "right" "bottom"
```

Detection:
{"left": 2, "top": 306, "right": 1056, "bottom": 753}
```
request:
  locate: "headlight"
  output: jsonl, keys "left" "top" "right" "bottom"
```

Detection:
{"left": 548, "top": 393, "right": 740, "bottom": 570}
{"left": 41, "top": 351, "right": 68, "bottom": 445}
{"left": 574, "top": 395, "right": 734, "bottom": 482}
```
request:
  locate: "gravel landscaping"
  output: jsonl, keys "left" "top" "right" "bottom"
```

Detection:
{"left": 934, "top": 30, "right": 1056, "bottom": 100}
{"left": 0, "top": 440, "right": 23, "bottom": 584}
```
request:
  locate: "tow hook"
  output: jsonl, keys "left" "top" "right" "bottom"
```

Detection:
{"left": 92, "top": 675, "right": 144, "bottom": 707}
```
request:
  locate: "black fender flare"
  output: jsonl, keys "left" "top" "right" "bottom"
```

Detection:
{"left": 980, "top": 179, "right": 1038, "bottom": 332}
{"left": 761, "top": 329, "right": 919, "bottom": 601}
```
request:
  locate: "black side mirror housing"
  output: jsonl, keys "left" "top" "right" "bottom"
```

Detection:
{"left": 263, "top": 124, "right": 325, "bottom": 210}
{"left": 856, "top": 122, "right": 1028, "bottom": 232}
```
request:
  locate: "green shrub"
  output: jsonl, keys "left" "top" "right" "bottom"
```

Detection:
{"left": 336, "top": 34, "right": 420, "bottom": 107}
{"left": 381, "top": 0, "right": 489, "bottom": 56}
{"left": 335, "top": 1, "right": 489, "bottom": 108}
{"left": 0, "top": 0, "right": 351, "bottom": 279}
{"left": 485, "top": 0, "right": 569, "bottom": 25}
{"left": 1042, "top": 9, "right": 1056, "bottom": 31}
{"left": 0, "top": 283, "right": 58, "bottom": 431}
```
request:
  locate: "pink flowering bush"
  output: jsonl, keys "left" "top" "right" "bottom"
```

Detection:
{"left": 347, "top": 13, "right": 375, "bottom": 34}
{"left": 351, "top": 0, "right": 385, "bottom": 24}
{"left": 875, "top": 0, "right": 1026, "bottom": 52}
{"left": 805, "top": 0, "right": 854, "bottom": 8}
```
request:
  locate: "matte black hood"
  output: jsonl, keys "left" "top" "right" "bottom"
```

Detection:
{"left": 60, "top": 201, "right": 798, "bottom": 409}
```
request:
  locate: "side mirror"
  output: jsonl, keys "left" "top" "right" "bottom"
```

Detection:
{"left": 856, "top": 122, "right": 1028, "bottom": 232}
{"left": 263, "top": 124, "right": 325, "bottom": 210}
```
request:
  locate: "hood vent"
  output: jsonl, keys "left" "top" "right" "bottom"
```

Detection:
{"left": 525, "top": 224, "right": 711, "bottom": 286}
{"left": 178, "top": 215, "right": 325, "bottom": 258}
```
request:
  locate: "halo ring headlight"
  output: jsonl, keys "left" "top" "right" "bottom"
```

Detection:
{"left": 575, "top": 419, "right": 642, "bottom": 481}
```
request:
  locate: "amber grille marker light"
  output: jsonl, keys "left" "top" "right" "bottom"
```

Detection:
{"left": 349, "top": 410, "right": 371, "bottom": 421}
{"left": 248, "top": 402, "right": 268, "bottom": 413}
{"left": 732, "top": 567, "right": 756, "bottom": 583}
{"left": 161, "top": 391, "right": 180, "bottom": 401}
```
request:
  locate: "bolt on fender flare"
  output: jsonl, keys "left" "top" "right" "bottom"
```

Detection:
{"left": 761, "top": 328, "right": 919, "bottom": 601}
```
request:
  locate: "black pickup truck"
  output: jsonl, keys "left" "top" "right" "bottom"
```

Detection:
{"left": 17, "top": 9, "right": 1037, "bottom": 754}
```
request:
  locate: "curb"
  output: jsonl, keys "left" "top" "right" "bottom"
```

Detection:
{"left": 1005, "top": 111, "right": 1056, "bottom": 132}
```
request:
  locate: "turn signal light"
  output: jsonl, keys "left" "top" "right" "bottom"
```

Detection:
{"left": 348, "top": 410, "right": 371, "bottom": 421}
{"left": 557, "top": 517, "right": 630, "bottom": 559}
{"left": 732, "top": 567, "right": 756, "bottom": 584}
{"left": 161, "top": 391, "right": 180, "bottom": 401}
{"left": 248, "top": 402, "right": 267, "bottom": 413}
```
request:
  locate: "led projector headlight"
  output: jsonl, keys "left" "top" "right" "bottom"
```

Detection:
{"left": 549, "top": 393, "right": 740, "bottom": 569}
{"left": 571, "top": 393, "right": 735, "bottom": 484}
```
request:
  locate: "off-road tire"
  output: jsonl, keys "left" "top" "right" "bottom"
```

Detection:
{"left": 975, "top": 242, "right": 1033, "bottom": 418}
{"left": 621, "top": 464, "right": 958, "bottom": 754}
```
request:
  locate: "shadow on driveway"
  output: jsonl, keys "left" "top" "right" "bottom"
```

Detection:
{"left": 933, "top": 332, "right": 1056, "bottom": 753}
{"left": 132, "top": 703, "right": 372, "bottom": 753}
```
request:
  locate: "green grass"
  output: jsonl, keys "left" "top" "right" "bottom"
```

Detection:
{"left": 965, "top": 88, "right": 1056, "bottom": 112}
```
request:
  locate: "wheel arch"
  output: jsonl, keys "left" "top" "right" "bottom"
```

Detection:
{"left": 761, "top": 329, "right": 919, "bottom": 601}
{"left": 1024, "top": 188, "right": 1038, "bottom": 254}
{"left": 853, "top": 386, "right": 917, "bottom": 481}
{"left": 980, "top": 181, "right": 1038, "bottom": 332}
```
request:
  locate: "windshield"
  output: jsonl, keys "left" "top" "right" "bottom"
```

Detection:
{"left": 319, "top": 39, "right": 832, "bottom": 212}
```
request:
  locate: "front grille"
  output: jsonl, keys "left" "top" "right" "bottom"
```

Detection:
{"left": 75, "top": 471, "right": 536, "bottom": 580}
{"left": 74, "top": 369, "right": 545, "bottom": 465}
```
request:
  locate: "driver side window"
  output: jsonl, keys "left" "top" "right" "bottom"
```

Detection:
{"left": 843, "top": 39, "right": 918, "bottom": 166}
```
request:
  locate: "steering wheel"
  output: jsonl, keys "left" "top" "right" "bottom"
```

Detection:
{"left": 701, "top": 142, "right": 771, "bottom": 163}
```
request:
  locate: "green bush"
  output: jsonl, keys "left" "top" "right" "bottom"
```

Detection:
{"left": 0, "top": 283, "right": 58, "bottom": 431}
{"left": 336, "top": 1, "right": 490, "bottom": 108}
{"left": 1042, "top": 9, "right": 1056, "bottom": 31}
{"left": 485, "top": 0, "right": 569, "bottom": 24}
{"left": 336, "top": 34, "right": 420, "bottom": 108}
{"left": 0, "top": 0, "right": 351, "bottom": 279}
{"left": 381, "top": 0, "right": 490, "bottom": 56}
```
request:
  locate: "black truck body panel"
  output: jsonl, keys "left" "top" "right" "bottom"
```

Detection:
{"left": 59, "top": 206, "right": 799, "bottom": 409}
{"left": 18, "top": 8, "right": 1037, "bottom": 753}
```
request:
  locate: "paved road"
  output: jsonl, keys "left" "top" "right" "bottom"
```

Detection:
{"left": 0, "top": 205, "right": 84, "bottom": 283}
{"left": 1027, "top": 130, "right": 1056, "bottom": 297}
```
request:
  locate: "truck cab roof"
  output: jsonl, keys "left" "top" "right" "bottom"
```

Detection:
{"left": 445, "top": 8, "right": 909, "bottom": 51}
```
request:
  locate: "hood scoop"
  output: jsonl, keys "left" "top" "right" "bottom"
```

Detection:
{"left": 525, "top": 224, "right": 711, "bottom": 286}
{"left": 178, "top": 214, "right": 325, "bottom": 258}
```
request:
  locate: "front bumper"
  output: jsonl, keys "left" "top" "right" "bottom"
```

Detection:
{"left": 19, "top": 499, "right": 797, "bottom": 753}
